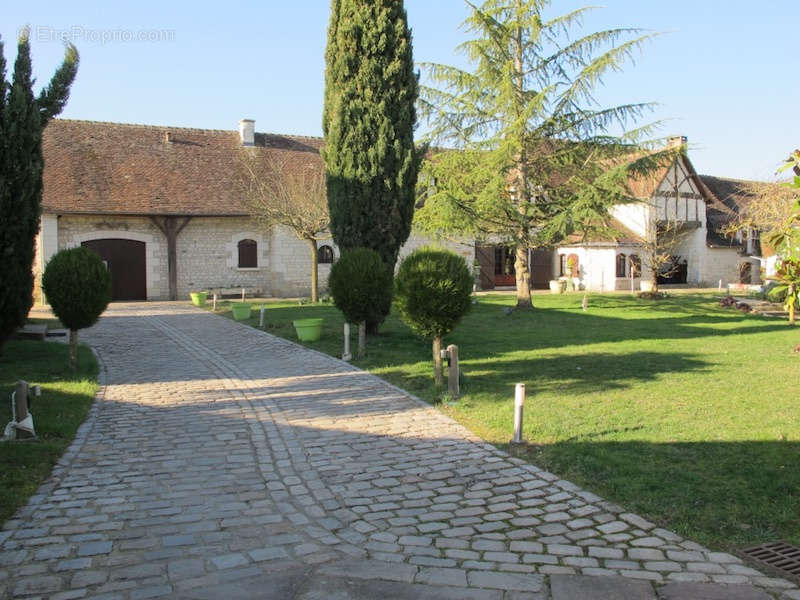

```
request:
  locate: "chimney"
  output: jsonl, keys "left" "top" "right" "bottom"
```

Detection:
{"left": 667, "top": 135, "right": 687, "bottom": 149}
{"left": 239, "top": 119, "right": 255, "bottom": 146}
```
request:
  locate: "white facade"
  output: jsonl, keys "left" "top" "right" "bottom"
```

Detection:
{"left": 34, "top": 214, "right": 473, "bottom": 301}
{"left": 558, "top": 157, "right": 760, "bottom": 291}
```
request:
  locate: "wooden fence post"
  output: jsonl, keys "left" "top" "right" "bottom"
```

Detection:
{"left": 447, "top": 344, "right": 459, "bottom": 399}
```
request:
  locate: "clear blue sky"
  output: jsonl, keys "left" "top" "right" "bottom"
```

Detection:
{"left": 2, "top": 1, "right": 798, "bottom": 181}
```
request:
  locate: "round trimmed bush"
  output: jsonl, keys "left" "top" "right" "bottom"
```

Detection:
{"left": 328, "top": 248, "right": 393, "bottom": 326}
{"left": 42, "top": 247, "right": 111, "bottom": 369}
{"left": 394, "top": 248, "right": 473, "bottom": 340}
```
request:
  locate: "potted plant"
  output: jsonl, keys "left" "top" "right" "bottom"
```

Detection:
{"left": 189, "top": 291, "right": 207, "bottom": 306}
{"left": 231, "top": 302, "right": 251, "bottom": 321}
{"left": 293, "top": 318, "right": 324, "bottom": 341}
{"left": 565, "top": 257, "right": 576, "bottom": 291}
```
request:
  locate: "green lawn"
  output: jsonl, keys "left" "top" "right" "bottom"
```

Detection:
{"left": 0, "top": 340, "right": 98, "bottom": 524}
{"left": 211, "top": 293, "right": 800, "bottom": 552}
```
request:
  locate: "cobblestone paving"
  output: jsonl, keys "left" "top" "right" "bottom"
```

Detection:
{"left": 1, "top": 302, "right": 798, "bottom": 599}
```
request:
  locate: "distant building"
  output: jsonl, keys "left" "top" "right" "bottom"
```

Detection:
{"left": 34, "top": 119, "right": 471, "bottom": 302}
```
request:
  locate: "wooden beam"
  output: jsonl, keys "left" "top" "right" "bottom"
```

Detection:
{"left": 150, "top": 216, "right": 192, "bottom": 300}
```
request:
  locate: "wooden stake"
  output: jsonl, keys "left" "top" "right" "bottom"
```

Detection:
{"left": 241, "top": 287, "right": 246, "bottom": 302}
{"left": 212, "top": 293, "right": 218, "bottom": 311}
{"left": 447, "top": 344, "right": 459, "bottom": 399}
{"left": 259, "top": 305, "right": 265, "bottom": 328}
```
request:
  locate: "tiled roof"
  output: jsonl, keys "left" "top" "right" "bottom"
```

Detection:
{"left": 699, "top": 175, "right": 758, "bottom": 249}
{"left": 563, "top": 217, "right": 642, "bottom": 246}
{"left": 42, "top": 119, "right": 323, "bottom": 216}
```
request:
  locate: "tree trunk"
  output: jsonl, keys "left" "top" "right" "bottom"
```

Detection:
{"left": 432, "top": 336, "right": 444, "bottom": 388}
{"left": 789, "top": 284, "right": 796, "bottom": 325}
{"left": 69, "top": 329, "right": 78, "bottom": 371}
{"left": 358, "top": 321, "right": 366, "bottom": 358}
{"left": 514, "top": 245, "right": 532, "bottom": 309}
{"left": 305, "top": 237, "right": 319, "bottom": 302}
{"left": 651, "top": 269, "right": 659, "bottom": 294}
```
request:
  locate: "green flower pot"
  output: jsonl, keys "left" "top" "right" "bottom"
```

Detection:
{"left": 231, "top": 302, "right": 252, "bottom": 321}
{"left": 293, "top": 318, "right": 323, "bottom": 342}
{"left": 190, "top": 291, "right": 207, "bottom": 306}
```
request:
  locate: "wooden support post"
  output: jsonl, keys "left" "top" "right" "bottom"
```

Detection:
{"left": 151, "top": 216, "right": 191, "bottom": 300}
{"left": 512, "top": 383, "right": 525, "bottom": 444}
{"left": 446, "top": 344, "right": 459, "bottom": 400}
{"left": 212, "top": 293, "right": 218, "bottom": 312}
{"left": 342, "top": 323, "right": 352, "bottom": 361}
{"left": 241, "top": 288, "right": 246, "bottom": 302}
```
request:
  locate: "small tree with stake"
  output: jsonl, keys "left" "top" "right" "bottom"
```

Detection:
{"left": 328, "top": 248, "right": 393, "bottom": 358}
{"left": 42, "top": 247, "right": 111, "bottom": 370}
{"left": 394, "top": 248, "right": 472, "bottom": 388}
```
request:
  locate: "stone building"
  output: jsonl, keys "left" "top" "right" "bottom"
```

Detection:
{"left": 34, "top": 119, "right": 472, "bottom": 301}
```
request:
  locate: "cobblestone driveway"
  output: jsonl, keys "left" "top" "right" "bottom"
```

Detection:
{"left": 1, "top": 303, "right": 797, "bottom": 599}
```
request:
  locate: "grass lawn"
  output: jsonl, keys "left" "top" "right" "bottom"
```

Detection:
{"left": 210, "top": 292, "right": 800, "bottom": 552}
{"left": 0, "top": 340, "right": 98, "bottom": 524}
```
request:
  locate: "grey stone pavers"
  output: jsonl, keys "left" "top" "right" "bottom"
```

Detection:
{"left": 551, "top": 574, "right": 655, "bottom": 599}
{"left": 1, "top": 302, "right": 797, "bottom": 599}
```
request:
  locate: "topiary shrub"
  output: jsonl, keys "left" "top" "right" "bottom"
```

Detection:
{"left": 42, "top": 247, "right": 111, "bottom": 370}
{"left": 328, "top": 248, "right": 392, "bottom": 357}
{"left": 394, "top": 248, "right": 472, "bottom": 387}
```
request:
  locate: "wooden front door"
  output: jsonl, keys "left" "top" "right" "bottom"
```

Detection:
{"left": 494, "top": 246, "right": 516, "bottom": 287}
{"left": 82, "top": 239, "right": 146, "bottom": 301}
{"left": 530, "top": 248, "right": 554, "bottom": 289}
{"left": 475, "top": 245, "right": 495, "bottom": 290}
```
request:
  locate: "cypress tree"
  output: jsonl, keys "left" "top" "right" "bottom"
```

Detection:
{"left": 322, "top": 0, "right": 421, "bottom": 327}
{"left": 0, "top": 30, "right": 78, "bottom": 352}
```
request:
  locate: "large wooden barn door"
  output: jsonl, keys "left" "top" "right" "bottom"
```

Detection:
{"left": 530, "top": 248, "right": 554, "bottom": 289}
{"left": 82, "top": 239, "right": 146, "bottom": 301}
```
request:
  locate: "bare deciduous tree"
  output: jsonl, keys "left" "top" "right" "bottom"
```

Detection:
{"left": 639, "top": 219, "right": 693, "bottom": 293}
{"left": 239, "top": 150, "right": 330, "bottom": 302}
{"left": 721, "top": 180, "right": 796, "bottom": 246}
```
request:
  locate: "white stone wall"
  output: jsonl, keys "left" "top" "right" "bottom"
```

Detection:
{"left": 704, "top": 249, "right": 760, "bottom": 287}
{"left": 555, "top": 246, "right": 618, "bottom": 292}
{"left": 49, "top": 215, "right": 473, "bottom": 300}
{"left": 57, "top": 215, "right": 168, "bottom": 300}
{"left": 176, "top": 218, "right": 271, "bottom": 298}
{"left": 610, "top": 202, "right": 648, "bottom": 238}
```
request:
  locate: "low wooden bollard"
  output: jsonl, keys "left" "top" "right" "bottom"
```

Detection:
{"left": 259, "top": 305, "right": 266, "bottom": 328}
{"left": 13, "top": 380, "right": 35, "bottom": 439}
{"left": 212, "top": 293, "right": 218, "bottom": 311}
{"left": 342, "top": 323, "right": 352, "bottom": 361}
{"left": 447, "top": 344, "right": 459, "bottom": 400}
{"left": 241, "top": 287, "right": 246, "bottom": 302}
{"left": 511, "top": 383, "right": 525, "bottom": 444}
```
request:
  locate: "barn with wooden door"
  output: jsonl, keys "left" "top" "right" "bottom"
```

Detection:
{"left": 475, "top": 244, "right": 556, "bottom": 290}
{"left": 32, "top": 119, "right": 473, "bottom": 302}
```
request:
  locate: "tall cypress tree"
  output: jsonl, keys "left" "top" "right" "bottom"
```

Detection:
{"left": 322, "top": 0, "right": 421, "bottom": 327}
{"left": 0, "top": 30, "right": 78, "bottom": 352}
